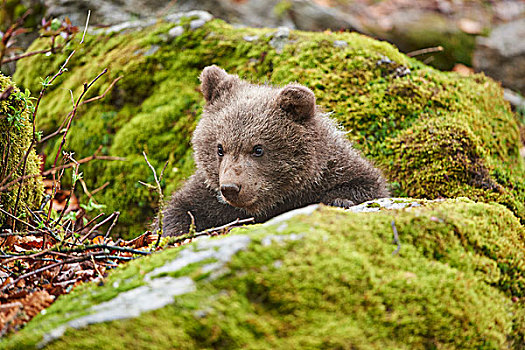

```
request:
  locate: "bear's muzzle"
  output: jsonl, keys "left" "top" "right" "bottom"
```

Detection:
{"left": 220, "top": 183, "right": 241, "bottom": 202}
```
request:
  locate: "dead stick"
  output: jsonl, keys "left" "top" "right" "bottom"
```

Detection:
{"left": 0, "top": 207, "right": 37, "bottom": 230}
{"left": 0, "top": 49, "right": 76, "bottom": 190}
{"left": 103, "top": 211, "right": 120, "bottom": 240}
{"left": 170, "top": 217, "right": 255, "bottom": 244}
{"left": 141, "top": 152, "right": 167, "bottom": 248}
{"left": 1, "top": 47, "right": 65, "bottom": 64}
{"left": 80, "top": 10, "right": 91, "bottom": 44}
{"left": 91, "top": 181, "right": 110, "bottom": 195}
{"left": 0, "top": 254, "right": 98, "bottom": 293}
{"left": 56, "top": 244, "right": 151, "bottom": 255}
{"left": 407, "top": 46, "right": 443, "bottom": 57}
{"left": 79, "top": 212, "right": 116, "bottom": 243}
{"left": 46, "top": 68, "right": 109, "bottom": 223}
{"left": 391, "top": 220, "right": 401, "bottom": 256}
{"left": 81, "top": 76, "right": 122, "bottom": 105}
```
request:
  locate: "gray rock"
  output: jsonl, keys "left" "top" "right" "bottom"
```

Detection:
{"left": 168, "top": 26, "right": 185, "bottom": 38}
{"left": 269, "top": 27, "right": 291, "bottom": 53}
{"left": 493, "top": 1, "right": 525, "bottom": 22}
{"left": 333, "top": 40, "right": 348, "bottom": 48}
{"left": 144, "top": 45, "right": 160, "bottom": 56}
{"left": 91, "top": 18, "right": 157, "bottom": 35}
{"left": 165, "top": 0, "right": 361, "bottom": 32}
{"left": 146, "top": 234, "right": 251, "bottom": 280}
{"left": 44, "top": 0, "right": 166, "bottom": 26}
{"left": 473, "top": 18, "right": 525, "bottom": 94}
{"left": 190, "top": 19, "right": 207, "bottom": 30}
{"left": 263, "top": 204, "right": 319, "bottom": 227}
{"left": 504, "top": 88, "right": 525, "bottom": 111}
{"left": 165, "top": 10, "right": 213, "bottom": 24}
{"left": 243, "top": 35, "right": 260, "bottom": 42}
{"left": 37, "top": 277, "right": 196, "bottom": 348}
{"left": 288, "top": 0, "right": 363, "bottom": 32}
{"left": 347, "top": 198, "right": 423, "bottom": 213}
{"left": 89, "top": 11, "right": 214, "bottom": 36}
{"left": 261, "top": 233, "right": 304, "bottom": 247}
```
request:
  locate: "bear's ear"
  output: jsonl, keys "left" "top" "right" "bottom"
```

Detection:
{"left": 200, "top": 65, "right": 239, "bottom": 104}
{"left": 276, "top": 85, "right": 316, "bottom": 122}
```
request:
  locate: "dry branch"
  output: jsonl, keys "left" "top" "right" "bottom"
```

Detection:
{"left": 168, "top": 217, "right": 256, "bottom": 246}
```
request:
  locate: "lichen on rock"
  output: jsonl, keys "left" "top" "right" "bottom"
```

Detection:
{"left": 0, "top": 74, "right": 43, "bottom": 226}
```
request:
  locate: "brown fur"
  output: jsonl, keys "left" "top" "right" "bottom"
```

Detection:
{"left": 161, "top": 66, "right": 389, "bottom": 236}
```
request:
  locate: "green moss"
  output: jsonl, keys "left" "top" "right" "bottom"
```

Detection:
{"left": 273, "top": 0, "right": 292, "bottom": 18}
{"left": 12, "top": 19, "right": 525, "bottom": 236}
{"left": 2, "top": 200, "right": 523, "bottom": 349}
{"left": 0, "top": 74, "right": 43, "bottom": 226}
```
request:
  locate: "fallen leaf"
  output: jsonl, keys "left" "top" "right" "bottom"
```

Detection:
{"left": 452, "top": 63, "right": 474, "bottom": 76}
{"left": 92, "top": 235, "right": 105, "bottom": 244}
{"left": 121, "top": 231, "right": 156, "bottom": 248}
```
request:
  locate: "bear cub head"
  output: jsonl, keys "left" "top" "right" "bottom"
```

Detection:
{"left": 192, "top": 65, "right": 331, "bottom": 215}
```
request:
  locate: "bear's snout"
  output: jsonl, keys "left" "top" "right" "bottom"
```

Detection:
{"left": 220, "top": 183, "right": 241, "bottom": 202}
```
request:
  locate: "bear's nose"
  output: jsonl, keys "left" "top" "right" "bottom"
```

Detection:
{"left": 220, "top": 183, "right": 241, "bottom": 201}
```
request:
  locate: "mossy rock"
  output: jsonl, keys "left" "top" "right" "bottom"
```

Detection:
{"left": 1, "top": 199, "right": 523, "bottom": 349}
{"left": 0, "top": 74, "right": 43, "bottom": 226}
{"left": 12, "top": 16, "right": 525, "bottom": 237}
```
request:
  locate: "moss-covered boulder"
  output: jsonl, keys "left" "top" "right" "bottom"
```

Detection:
{"left": 0, "top": 74, "right": 43, "bottom": 226}
{"left": 1, "top": 199, "right": 523, "bottom": 349}
{"left": 12, "top": 14, "right": 525, "bottom": 236}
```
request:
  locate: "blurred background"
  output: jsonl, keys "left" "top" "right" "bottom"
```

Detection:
{"left": 1, "top": 0, "right": 524, "bottom": 110}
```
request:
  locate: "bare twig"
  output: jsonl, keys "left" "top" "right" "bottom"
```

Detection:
{"left": 1, "top": 49, "right": 77, "bottom": 228}
{"left": 79, "top": 212, "right": 117, "bottom": 243}
{"left": 51, "top": 154, "right": 79, "bottom": 227}
{"left": 1, "top": 249, "right": 53, "bottom": 265}
{"left": 140, "top": 152, "right": 168, "bottom": 248}
{"left": 47, "top": 69, "right": 108, "bottom": 169}
{"left": 41, "top": 27, "right": 102, "bottom": 225}
{"left": 0, "top": 207, "right": 37, "bottom": 231}
{"left": 24, "top": 206, "right": 63, "bottom": 242}
{"left": 43, "top": 153, "right": 124, "bottom": 177}
{"left": 0, "top": 252, "right": 106, "bottom": 293}
{"left": 91, "top": 181, "right": 110, "bottom": 196}
{"left": 423, "top": 56, "right": 435, "bottom": 65}
{"left": 1, "top": 47, "right": 65, "bottom": 64}
{"left": 407, "top": 46, "right": 444, "bottom": 57}
{"left": 81, "top": 76, "right": 122, "bottom": 105}
{"left": 40, "top": 76, "right": 120, "bottom": 144}
{"left": 0, "top": 150, "right": 126, "bottom": 193}
{"left": 78, "top": 178, "right": 94, "bottom": 202}
{"left": 1, "top": 256, "right": 87, "bottom": 293}
{"left": 187, "top": 211, "right": 196, "bottom": 235}
{"left": 81, "top": 10, "right": 91, "bottom": 44}
{"left": 0, "top": 86, "right": 14, "bottom": 101}
{"left": 56, "top": 244, "right": 151, "bottom": 256}
{"left": 78, "top": 212, "right": 105, "bottom": 233}
{"left": 91, "top": 255, "right": 103, "bottom": 279}
{"left": 169, "top": 217, "right": 255, "bottom": 245}
{"left": 0, "top": 8, "right": 33, "bottom": 63}
{"left": 103, "top": 211, "right": 120, "bottom": 240}
{"left": 391, "top": 220, "right": 401, "bottom": 256}
{"left": 0, "top": 81, "right": 124, "bottom": 195}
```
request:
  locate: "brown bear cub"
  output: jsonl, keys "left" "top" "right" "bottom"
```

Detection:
{"left": 161, "top": 66, "right": 389, "bottom": 236}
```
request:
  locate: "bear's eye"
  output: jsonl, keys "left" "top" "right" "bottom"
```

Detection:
{"left": 217, "top": 144, "right": 224, "bottom": 157}
{"left": 252, "top": 145, "right": 264, "bottom": 157}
